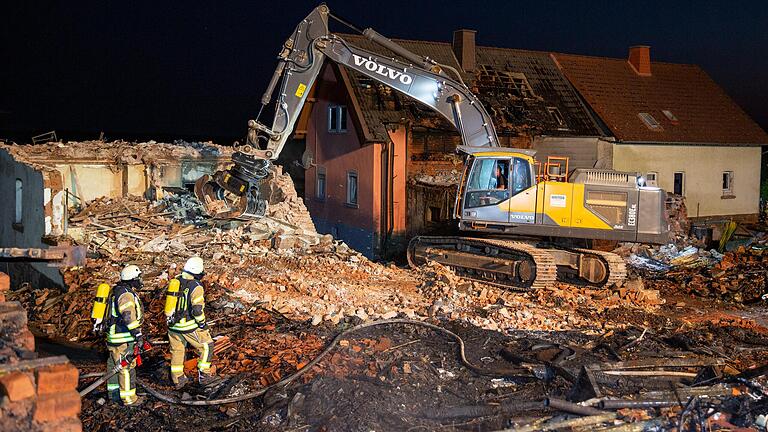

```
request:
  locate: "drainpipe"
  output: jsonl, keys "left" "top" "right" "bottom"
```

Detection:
{"left": 380, "top": 140, "right": 389, "bottom": 255}
{"left": 388, "top": 128, "right": 399, "bottom": 242}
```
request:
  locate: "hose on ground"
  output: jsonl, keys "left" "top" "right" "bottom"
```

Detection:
{"left": 139, "top": 318, "right": 530, "bottom": 406}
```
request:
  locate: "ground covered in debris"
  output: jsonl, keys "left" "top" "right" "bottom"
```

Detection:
{"left": 9, "top": 165, "right": 768, "bottom": 430}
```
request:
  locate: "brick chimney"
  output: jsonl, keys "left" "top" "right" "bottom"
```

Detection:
{"left": 453, "top": 29, "right": 477, "bottom": 72}
{"left": 628, "top": 45, "right": 651, "bottom": 76}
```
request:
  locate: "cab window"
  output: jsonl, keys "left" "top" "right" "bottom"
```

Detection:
{"left": 510, "top": 157, "right": 532, "bottom": 195}
{"left": 465, "top": 158, "right": 510, "bottom": 208}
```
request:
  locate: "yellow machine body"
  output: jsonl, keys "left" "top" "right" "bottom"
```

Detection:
{"left": 455, "top": 148, "right": 669, "bottom": 244}
{"left": 91, "top": 283, "right": 111, "bottom": 320}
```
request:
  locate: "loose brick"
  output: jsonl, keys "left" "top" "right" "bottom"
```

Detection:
{"left": 33, "top": 390, "right": 81, "bottom": 423}
{"left": 0, "top": 272, "right": 9, "bottom": 291}
{"left": 35, "top": 364, "right": 79, "bottom": 396}
{"left": 0, "top": 371, "right": 36, "bottom": 401}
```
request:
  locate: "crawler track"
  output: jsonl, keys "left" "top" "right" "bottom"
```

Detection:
{"left": 573, "top": 247, "right": 628, "bottom": 287}
{"left": 408, "top": 236, "right": 627, "bottom": 290}
{"left": 407, "top": 236, "right": 557, "bottom": 291}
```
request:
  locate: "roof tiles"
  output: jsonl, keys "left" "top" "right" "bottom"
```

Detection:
{"left": 553, "top": 53, "right": 768, "bottom": 145}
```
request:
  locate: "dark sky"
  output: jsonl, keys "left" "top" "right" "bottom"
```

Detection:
{"left": 2, "top": 0, "right": 767, "bottom": 143}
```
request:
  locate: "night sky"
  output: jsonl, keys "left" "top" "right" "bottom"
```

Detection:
{"left": 2, "top": 0, "right": 767, "bottom": 143}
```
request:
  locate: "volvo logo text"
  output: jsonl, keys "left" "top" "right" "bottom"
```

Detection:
{"left": 352, "top": 54, "right": 413, "bottom": 85}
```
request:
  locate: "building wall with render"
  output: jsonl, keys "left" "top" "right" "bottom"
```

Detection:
{"left": 0, "top": 148, "right": 64, "bottom": 288}
{"left": 613, "top": 144, "right": 761, "bottom": 218}
{"left": 304, "top": 66, "right": 383, "bottom": 258}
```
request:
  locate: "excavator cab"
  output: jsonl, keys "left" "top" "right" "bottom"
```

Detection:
{"left": 455, "top": 147, "right": 538, "bottom": 228}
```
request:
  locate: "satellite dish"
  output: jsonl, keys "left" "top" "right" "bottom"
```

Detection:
{"left": 299, "top": 148, "right": 315, "bottom": 169}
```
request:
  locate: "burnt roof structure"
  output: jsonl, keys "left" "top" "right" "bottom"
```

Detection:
{"left": 337, "top": 34, "right": 603, "bottom": 142}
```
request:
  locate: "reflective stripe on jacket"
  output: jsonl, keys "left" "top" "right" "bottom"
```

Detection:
{"left": 106, "top": 283, "right": 143, "bottom": 345}
{"left": 169, "top": 274, "right": 206, "bottom": 333}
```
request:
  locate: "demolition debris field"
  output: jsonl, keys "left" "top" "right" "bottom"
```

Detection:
{"left": 4, "top": 146, "right": 768, "bottom": 430}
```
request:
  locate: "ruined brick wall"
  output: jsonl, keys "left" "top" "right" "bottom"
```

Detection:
{"left": 0, "top": 272, "right": 82, "bottom": 432}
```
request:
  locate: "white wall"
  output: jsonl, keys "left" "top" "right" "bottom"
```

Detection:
{"left": 613, "top": 144, "right": 761, "bottom": 217}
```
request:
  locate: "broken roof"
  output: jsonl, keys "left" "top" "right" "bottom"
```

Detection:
{"left": 337, "top": 34, "right": 603, "bottom": 142}
{"left": 2, "top": 140, "right": 231, "bottom": 166}
{"left": 553, "top": 53, "right": 768, "bottom": 145}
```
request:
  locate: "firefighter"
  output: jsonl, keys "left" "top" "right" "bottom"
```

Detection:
{"left": 105, "top": 264, "right": 145, "bottom": 406}
{"left": 165, "top": 256, "right": 215, "bottom": 389}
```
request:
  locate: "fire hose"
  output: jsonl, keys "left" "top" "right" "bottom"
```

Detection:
{"left": 137, "top": 318, "right": 533, "bottom": 407}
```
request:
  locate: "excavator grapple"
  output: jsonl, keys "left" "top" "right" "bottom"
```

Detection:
{"left": 194, "top": 152, "right": 269, "bottom": 219}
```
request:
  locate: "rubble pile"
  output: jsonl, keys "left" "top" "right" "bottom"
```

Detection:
{"left": 417, "top": 262, "right": 664, "bottom": 333}
{"left": 666, "top": 193, "right": 691, "bottom": 244}
{"left": 652, "top": 246, "right": 768, "bottom": 303}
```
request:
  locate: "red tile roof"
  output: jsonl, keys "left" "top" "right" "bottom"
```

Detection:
{"left": 552, "top": 53, "right": 768, "bottom": 145}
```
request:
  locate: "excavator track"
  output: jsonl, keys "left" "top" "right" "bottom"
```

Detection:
{"left": 408, "top": 237, "right": 628, "bottom": 290}
{"left": 572, "top": 247, "right": 628, "bottom": 287}
{"left": 407, "top": 236, "right": 558, "bottom": 291}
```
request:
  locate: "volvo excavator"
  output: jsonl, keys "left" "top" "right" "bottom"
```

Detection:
{"left": 195, "top": 4, "right": 671, "bottom": 289}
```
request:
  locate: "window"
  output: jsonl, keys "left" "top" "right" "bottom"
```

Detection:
{"left": 722, "top": 171, "right": 734, "bottom": 197}
{"left": 14, "top": 179, "right": 23, "bottom": 224}
{"left": 328, "top": 105, "right": 348, "bottom": 133}
{"left": 547, "top": 107, "right": 567, "bottom": 128}
{"left": 673, "top": 172, "right": 685, "bottom": 196}
{"left": 646, "top": 172, "right": 658, "bottom": 187}
{"left": 427, "top": 206, "right": 444, "bottom": 223}
{"left": 346, "top": 171, "right": 358, "bottom": 206}
{"left": 316, "top": 167, "right": 326, "bottom": 200}
{"left": 638, "top": 112, "right": 662, "bottom": 130}
{"left": 465, "top": 158, "right": 516, "bottom": 209}
{"left": 662, "top": 110, "right": 679, "bottom": 124}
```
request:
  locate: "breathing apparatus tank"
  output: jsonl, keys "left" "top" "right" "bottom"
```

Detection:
{"left": 164, "top": 278, "right": 181, "bottom": 322}
{"left": 91, "top": 283, "right": 111, "bottom": 321}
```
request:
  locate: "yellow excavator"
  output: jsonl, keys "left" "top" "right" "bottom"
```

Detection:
{"left": 195, "top": 5, "right": 670, "bottom": 289}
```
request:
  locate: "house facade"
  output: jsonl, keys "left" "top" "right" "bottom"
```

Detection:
{"left": 553, "top": 47, "right": 767, "bottom": 220}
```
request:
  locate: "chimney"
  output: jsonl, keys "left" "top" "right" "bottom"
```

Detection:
{"left": 453, "top": 29, "right": 476, "bottom": 72}
{"left": 628, "top": 45, "right": 651, "bottom": 76}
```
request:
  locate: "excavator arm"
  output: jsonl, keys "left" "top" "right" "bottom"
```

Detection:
{"left": 195, "top": 4, "right": 499, "bottom": 219}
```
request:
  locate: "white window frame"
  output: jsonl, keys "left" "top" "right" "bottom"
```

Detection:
{"left": 646, "top": 171, "right": 658, "bottom": 187}
{"left": 315, "top": 167, "right": 326, "bottom": 201}
{"left": 673, "top": 171, "right": 685, "bottom": 196}
{"left": 346, "top": 170, "right": 358, "bottom": 207}
{"left": 328, "top": 105, "right": 348, "bottom": 133}
{"left": 722, "top": 171, "right": 734, "bottom": 196}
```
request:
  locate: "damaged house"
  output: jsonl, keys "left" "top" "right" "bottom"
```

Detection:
{"left": 291, "top": 31, "right": 604, "bottom": 258}
{"left": 0, "top": 141, "right": 232, "bottom": 288}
